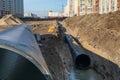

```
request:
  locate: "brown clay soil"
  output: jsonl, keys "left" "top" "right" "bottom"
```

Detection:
{"left": 26, "top": 20, "right": 73, "bottom": 80}
{"left": 63, "top": 11, "right": 120, "bottom": 80}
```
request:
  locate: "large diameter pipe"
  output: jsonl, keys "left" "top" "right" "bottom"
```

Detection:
{"left": 0, "top": 48, "right": 47, "bottom": 80}
{"left": 0, "top": 24, "right": 52, "bottom": 80}
{"left": 65, "top": 34, "right": 91, "bottom": 69}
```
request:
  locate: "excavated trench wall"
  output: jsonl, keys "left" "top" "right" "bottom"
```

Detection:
{"left": 63, "top": 11, "right": 120, "bottom": 80}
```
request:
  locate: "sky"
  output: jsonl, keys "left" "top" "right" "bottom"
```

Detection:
{"left": 24, "top": 0, "right": 67, "bottom": 17}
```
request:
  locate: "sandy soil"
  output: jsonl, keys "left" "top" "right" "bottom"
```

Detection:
{"left": 25, "top": 20, "right": 74, "bottom": 80}
{"left": 26, "top": 21, "right": 58, "bottom": 35}
{"left": 0, "top": 13, "right": 115, "bottom": 80}
{"left": 0, "top": 15, "right": 73, "bottom": 80}
{"left": 0, "top": 14, "right": 23, "bottom": 26}
{"left": 63, "top": 11, "right": 120, "bottom": 80}
{"left": 0, "top": 14, "right": 23, "bottom": 31}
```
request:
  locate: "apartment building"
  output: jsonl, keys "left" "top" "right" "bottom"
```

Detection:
{"left": 65, "top": 0, "right": 120, "bottom": 17}
{"left": 99, "top": 0, "right": 117, "bottom": 14}
{"left": 118, "top": 0, "right": 120, "bottom": 10}
{"left": 0, "top": 0, "right": 24, "bottom": 17}
{"left": 48, "top": 10, "right": 64, "bottom": 18}
{"left": 74, "top": 0, "right": 78, "bottom": 15}
{"left": 0, "top": 0, "right": 2, "bottom": 16}
{"left": 93, "top": 0, "right": 99, "bottom": 13}
{"left": 24, "top": 13, "right": 38, "bottom": 18}
{"left": 13, "top": 0, "right": 24, "bottom": 17}
{"left": 68, "top": 0, "right": 74, "bottom": 17}
{"left": 0, "top": 0, "right": 11, "bottom": 16}
{"left": 64, "top": 5, "right": 69, "bottom": 16}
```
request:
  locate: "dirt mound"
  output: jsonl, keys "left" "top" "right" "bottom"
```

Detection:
{"left": 0, "top": 14, "right": 23, "bottom": 25}
{"left": 63, "top": 11, "right": 120, "bottom": 80}
{"left": 63, "top": 11, "right": 120, "bottom": 61}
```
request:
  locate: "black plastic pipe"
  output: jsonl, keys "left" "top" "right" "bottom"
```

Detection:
{"left": 65, "top": 34, "right": 91, "bottom": 69}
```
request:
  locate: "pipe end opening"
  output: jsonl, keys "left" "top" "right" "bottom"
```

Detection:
{"left": 75, "top": 54, "right": 91, "bottom": 69}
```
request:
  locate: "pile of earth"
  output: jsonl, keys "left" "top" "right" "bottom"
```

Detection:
{"left": 0, "top": 14, "right": 23, "bottom": 26}
{"left": 63, "top": 11, "right": 120, "bottom": 80}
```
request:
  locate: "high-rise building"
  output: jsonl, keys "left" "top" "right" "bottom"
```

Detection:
{"left": 48, "top": 10, "right": 64, "bottom": 18}
{"left": 13, "top": 0, "right": 24, "bottom": 17}
{"left": 0, "top": 0, "right": 2, "bottom": 16}
{"left": 66, "top": 0, "right": 74, "bottom": 17}
{"left": 99, "top": 0, "right": 117, "bottom": 14}
{"left": 64, "top": 5, "right": 69, "bottom": 17}
{"left": 93, "top": 0, "right": 99, "bottom": 13}
{"left": 74, "top": 0, "right": 78, "bottom": 16}
{"left": 65, "top": 0, "right": 120, "bottom": 17}
{"left": 0, "top": 0, "right": 24, "bottom": 17}
{"left": 118, "top": 0, "right": 120, "bottom": 10}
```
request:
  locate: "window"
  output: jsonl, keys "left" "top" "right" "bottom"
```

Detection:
{"left": 88, "top": 0, "right": 92, "bottom": 7}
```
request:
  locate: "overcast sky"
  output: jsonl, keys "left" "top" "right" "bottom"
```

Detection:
{"left": 24, "top": 0, "right": 67, "bottom": 17}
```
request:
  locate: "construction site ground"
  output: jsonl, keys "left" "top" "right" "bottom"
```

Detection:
{"left": 26, "top": 20, "right": 103, "bottom": 80}
{"left": 27, "top": 20, "right": 78, "bottom": 80}
{"left": 0, "top": 13, "right": 120, "bottom": 80}
{"left": 0, "top": 16, "right": 103, "bottom": 80}
{"left": 63, "top": 11, "right": 120, "bottom": 80}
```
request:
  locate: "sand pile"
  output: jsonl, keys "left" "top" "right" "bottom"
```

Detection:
{"left": 63, "top": 11, "right": 120, "bottom": 61}
{"left": 0, "top": 14, "right": 23, "bottom": 25}
{"left": 63, "top": 11, "right": 120, "bottom": 80}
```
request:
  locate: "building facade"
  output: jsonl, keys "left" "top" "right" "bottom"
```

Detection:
{"left": 48, "top": 10, "right": 64, "bottom": 18}
{"left": 0, "top": 0, "right": 24, "bottom": 17}
{"left": 118, "top": 0, "right": 120, "bottom": 10}
{"left": 13, "top": 0, "right": 24, "bottom": 17}
{"left": 93, "top": 0, "right": 99, "bottom": 13}
{"left": 65, "top": 0, "right": 120, "bottom": 17}
{"left": 24, "top": 13, "right": 38, "bottom": 18}
{"left": 74, "top": 0, "right": 78, "bottom": 15}
{"left": 67, "top": 0, "right": 74, "bottom": 17}
{"left": 64, "top": 5, "right": 69, "bottom": 16}
{"left": 99, "top": 0, "right": 117, "bottom": 14}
